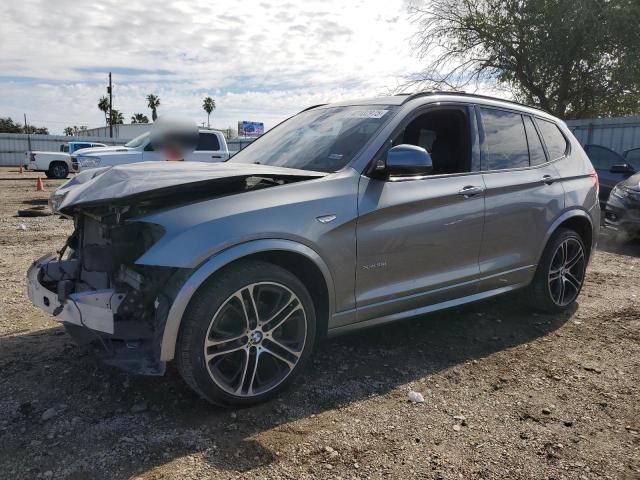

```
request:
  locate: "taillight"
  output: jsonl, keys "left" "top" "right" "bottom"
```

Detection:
{"left": 589, "top": 170, "right": 599, "bottom": 196}
{"left": 29, "top": 153, "right": 36, "bottom": 162}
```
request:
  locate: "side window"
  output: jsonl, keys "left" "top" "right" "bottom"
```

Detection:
{"left": 144, "top": 142, "right": 154, "bottom": 152}
{"left": 536, "top": 119, "right": 568, "bottom": 160}
{"left": 585, "top": 145, "right": 624, "bottom": 170}
{"left": 196, "top": 133, "right": 221, "bottom": 151}
{"left": 480, "top": 108, "right": 529, "bottom": 170}
{"left": 624, "top": 148, "right": 640, "bottom": 170}
{"left": 391, "top": 107, "right": 471, "bottom": 175}
{"left": 523, "top": 116, "right": 547, "bottom": 166}
{"left": 76, "top": 143, "right": 90, "bottom": 150}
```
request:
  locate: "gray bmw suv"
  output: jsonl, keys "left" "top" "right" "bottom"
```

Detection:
{"left": 28, "top": 92, "right": 600, "bottom": 406}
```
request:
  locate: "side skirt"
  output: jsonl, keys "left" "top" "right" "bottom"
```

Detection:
{"left": 326, "top": 281, "right": 528, "bottom": 337}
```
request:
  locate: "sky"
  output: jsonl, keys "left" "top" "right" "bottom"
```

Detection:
{"left": 0, "top": 0, "right": 426, "bottom": 135}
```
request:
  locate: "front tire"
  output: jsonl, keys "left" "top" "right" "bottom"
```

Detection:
{"left": 47, "top": 162, "right": 69, "bottom": 179}
{"left": 177, "top": 260, "right": 316, "bottom": 406}
{"left": 528, "top": 228, "right": 587, "bottom": 313}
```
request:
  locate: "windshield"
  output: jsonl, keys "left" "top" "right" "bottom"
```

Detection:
{"left": 230, "top": 105, "right": 396, "bottom": 172}
{"left": 125, "top": 132, "right": 150, "bottom": 148}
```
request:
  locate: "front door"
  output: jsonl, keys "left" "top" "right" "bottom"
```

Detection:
{"left": 352, "top": 105, "right": 485, "bottom": 325}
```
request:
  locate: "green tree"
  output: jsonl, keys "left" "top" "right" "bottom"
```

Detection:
{"left": 146, "top": 94, "right": 160, "bottom": 121}
{"left": 0, "top": 117, "right": 23, "bottom": 133}
{"left": 98, "top": 96, "right": 110, "bottom": 126}
{"left": 64, "top": 125, "right": 88, "bottom": 136}
{"left": 0, "top": 117, "right": 48, "bottom": 134}
{"left": 202, "top": 96, "right": 216, "bottom": 127}
{"left": 131, "top": 113, "right": 149, "bottom": 123}
{"left": 408, "top": 0, "right": 640, "bottom": 119}
{"left": 109, "top": 109, "right": 124, "bottom": 125}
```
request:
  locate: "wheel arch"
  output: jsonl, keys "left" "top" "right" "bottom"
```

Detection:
{"left": 159, "top": 239, "right": 335, "bottom": 361}
{"left": 538, "top": 209, "right": 595, "bottom": 265}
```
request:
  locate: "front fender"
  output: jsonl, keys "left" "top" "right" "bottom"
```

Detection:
{"left": 158, "top": 238, "right": 335, "bottom": 361}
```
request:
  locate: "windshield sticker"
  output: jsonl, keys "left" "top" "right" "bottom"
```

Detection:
{"left": 345, "top": 109, "right": 389, "bottom": 119}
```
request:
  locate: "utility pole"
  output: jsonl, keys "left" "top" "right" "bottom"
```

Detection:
{"left": 24, "top": 113, "right": 32, "bottom": 151}
{"left": 107, "top": 72, "right": 113, "bottom": 138}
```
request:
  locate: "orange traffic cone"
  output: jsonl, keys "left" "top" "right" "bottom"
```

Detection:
{"left": 36, "top": 177, "right": 44, "bottom": 192}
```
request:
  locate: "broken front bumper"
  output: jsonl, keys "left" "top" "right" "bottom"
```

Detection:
{"left": 26, "top": 253, "right": 168, "bottom": 375}
{"left": 27, "top": 253, "right": 122, "bottom": 334}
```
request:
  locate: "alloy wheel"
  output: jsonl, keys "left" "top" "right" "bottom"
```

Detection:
{"left": 51, "top": 164, "right": 67, "bottom": 178}
{"left": 203, "top": 282, "right": 307, "bottom": 397}
{"left": 548, "top": 238, "right": 585, "bottom": 306}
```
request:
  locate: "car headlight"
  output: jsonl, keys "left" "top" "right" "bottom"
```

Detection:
{"left": 48, "top": 192, "right": 67, "bottom": 213}
{"left": 77, "top": 156, "right": 101, "bottom": 168}
{"left": 611, "top": 186, "right": 629, "bottom": 199}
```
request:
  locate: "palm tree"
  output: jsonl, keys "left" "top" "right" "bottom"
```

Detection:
{"left": 98, "top": 96, "right": 110, "bottom": 126}
{"left": 146, "top": 94, "right": 160, "bottom": 121}
{"left": 109, "top": 109, "right": 125, "bottom": 125}
{"left": 202, "top": 96, "right": 216, "bottom": 127}
{"left": 63, "top": 126, "right": 74, "bottom": 136}
{"left": 131, "top": 113, "right": 149, "bottom": 124}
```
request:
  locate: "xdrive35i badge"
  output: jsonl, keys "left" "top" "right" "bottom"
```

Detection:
{"left": 361, "top": 261, "right": 387, "bottom": 270}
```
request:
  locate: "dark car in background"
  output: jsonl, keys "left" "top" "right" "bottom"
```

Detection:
{"left": 585, "top": 144, "right": 639, "bottom": 205}
{"left": 605, "top": 172, "right": 640, "bottom": 237}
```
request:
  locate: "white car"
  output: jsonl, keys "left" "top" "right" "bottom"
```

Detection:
{"left": 26, "top": 141, "right": 107, "bottom": 179}
{"left": 72, "top": 129, "right": 230, "bottom": 171}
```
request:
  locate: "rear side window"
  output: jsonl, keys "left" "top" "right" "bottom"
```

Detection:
{"left": 480, "top": 108, "right": 529, "bottom": 170}
{"left": 75, "top": 143, "right": 90, "bottom": 150}
{"left": 523, "top": 116, "right": 547, "bottom": 166}
{"left": 536, "top": 119, "right": 568, "bottom": 160}
{"left": 196, "top": 133, "right": 220, "bottom": 151}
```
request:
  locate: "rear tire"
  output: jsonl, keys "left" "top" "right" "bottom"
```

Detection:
{"left": 176, "top": 260, "right": 316, "bottom": 407}
{"left": 528, "top": 228, "right": 587, "bottom": 313}
{"left": 47, "top": 162, "right": 69, "bottom": 179}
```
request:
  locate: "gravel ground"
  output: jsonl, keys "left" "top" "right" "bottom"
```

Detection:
{"left": 0, "top": 167, "right": 639, "bottom": 479}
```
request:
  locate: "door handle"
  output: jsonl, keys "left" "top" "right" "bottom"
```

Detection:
{"left": 211, "top": 155, "right": 222, "bottom": 159}
{"left": 541, "top": 174, "right": 558, "bottom": 185}
{"left": 458, "top": 185, "right": 484, "bottom": 197}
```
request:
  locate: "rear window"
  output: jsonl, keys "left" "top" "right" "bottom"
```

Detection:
{"left": 537, "top": 119, "right": 568, "bottom": 160}
{"left": 524, "top": 116, "right": 547, "bottom": 166}
{"left": 481, "top": 108, "right": 529, "bottom": 170}
{"left": 196, "top": 133, "right": 220, "bottom": 151}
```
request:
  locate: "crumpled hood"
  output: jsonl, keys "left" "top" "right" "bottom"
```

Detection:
{"left": 54, "top": 161, "right": 326, "bottom": 212}
{"left": 618, "top": 172, "right": 640, "bottom": 192}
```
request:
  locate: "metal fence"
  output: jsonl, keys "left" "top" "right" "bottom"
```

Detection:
{"left": 566, "top": 116, "right": 640, "bottom": 154}
{"left": 0, "top": 133, "right": 124, "bottom": 166}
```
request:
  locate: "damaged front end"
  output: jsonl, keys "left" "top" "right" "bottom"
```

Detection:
{"left": 27, "top": 206, "right": 178, "bottom": 375}
{"left": 27, "top": 161, "right": 327, "bottom": 376}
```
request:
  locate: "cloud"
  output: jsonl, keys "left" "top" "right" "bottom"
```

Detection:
{"left": 0, "top": 0, "right": 423, "bottom": 134}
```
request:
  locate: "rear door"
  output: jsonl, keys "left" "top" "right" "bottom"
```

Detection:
{"left": 188, "top": 132, "right": 226, "bottom": 162}
{"left": 477, "top": 107, "right": 565, "bottom": 291}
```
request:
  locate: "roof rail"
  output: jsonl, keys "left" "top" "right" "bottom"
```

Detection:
{"left": 401, "top": 91, "right": 548, "bottom": 114}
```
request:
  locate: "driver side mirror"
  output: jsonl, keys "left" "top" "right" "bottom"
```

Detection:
{"left": 377, "top": 144, "right": 433, "bottom": 177}
{"left": 610, "top": 163, "right": 635, "bottom": 174}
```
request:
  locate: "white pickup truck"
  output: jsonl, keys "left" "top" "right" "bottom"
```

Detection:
{"left": 25, "top": 141, "right": 107, "bottom": 179}
{"left": 71, "top": 129, "right": 230, "bottom": 171}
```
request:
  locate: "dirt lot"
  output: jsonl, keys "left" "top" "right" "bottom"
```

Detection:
{"left": 0, "top": 167, "right": 638, "bottom": 480}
